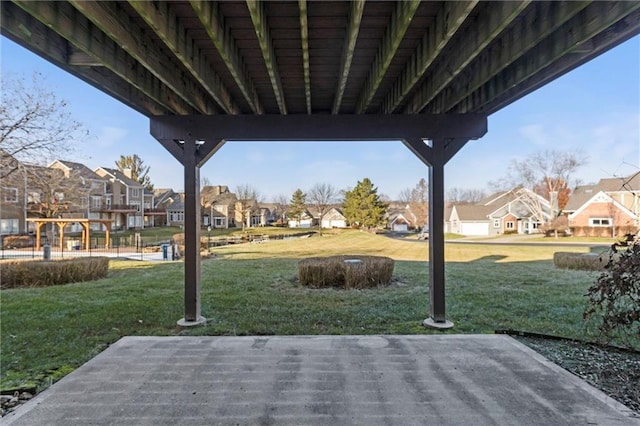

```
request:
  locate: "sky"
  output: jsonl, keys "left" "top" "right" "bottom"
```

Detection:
{"left": 1, "top": 34, "right": 639, "bottom": 202}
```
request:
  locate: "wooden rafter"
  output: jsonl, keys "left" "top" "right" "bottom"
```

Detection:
{"left": 382, "top": 1, "right": 479, "bottom": 114}
{"left": 356, "top": 0, "right": 420, "bottom": 114}
{"left": 68, "top": 0, "right": 221, "bottom": 115}
{"left": 188, "top": 0, "right": 262, "bottom": 114}
{"left": 12, "top": 0, "right": 191, "bottom": 115}
{"left": 355, "top": 0, "right": 421, "bottom": 114}
{"left": 405, "top": 1, "right": 531, "bottom": 114}
{"left": 430, "top": 1, "right": 591, "bottom": 114}
{"left": 246, "top": 0, "right": 287, "bottom": 115}
{"left": 298, "top": 0, "right": 311, "bottom": 114}
{"left": 128, "top": 1, "right": 238, "bottom": 115}
{"left": 332, "top": 0, "right": 365, "bottom": 114}
{"left": 457, "top": 1, "right": 640, "bottom": 114}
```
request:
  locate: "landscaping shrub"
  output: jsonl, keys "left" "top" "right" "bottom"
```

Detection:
{"left": 553, "top": 251, "right": 609, "bottom": 271}
{"left": 298, "top": 255, "right": 394, "bottom": 289}
{"left": 1, "top": 235, "right": 34, "bottom": 249}
{"left": 584, "top": 233, "right": 640, "bottom": 344}
{"left": 0, "top": 257, "right": 109, "bottom": 289}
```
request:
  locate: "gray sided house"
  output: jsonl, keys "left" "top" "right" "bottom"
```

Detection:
{"left": 446, "top": 188, "right": 551, "bottom": 236}
{"left": 94, "top": 167, "right": 146, "bottom": 229}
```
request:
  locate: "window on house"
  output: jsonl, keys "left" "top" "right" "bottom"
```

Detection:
{"left": 589, "top": 218, "right": 612, "bottom": 226}
{"left": 131, "top": 188, "right": 140, "bottom": 197}
{"left": 131, "top": 202, "right": 141, "bottom": 212}
{"left": 0, "top": 219, "right": 19, "bottom": 234}
{"left": 92, "top": 196, "right": 102, "bottom": 208}
{"left": 506, "top": 221, "right": 515, "bottom": 230}
{"left": 493, "top": 219, "right": 500, "bottom": 228}
{"left": 2, "top": 187, "right": 18, "bottom": 203}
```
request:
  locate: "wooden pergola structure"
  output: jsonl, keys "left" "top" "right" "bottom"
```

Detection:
{"left": 27, "top": 218, "right": 113, "bottom": 251}
{"left": 4, "top": 1, "right": 638, "bottom": 327}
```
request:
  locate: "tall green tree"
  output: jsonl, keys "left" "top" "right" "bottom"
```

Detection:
{"left": 342, "top": 178, "right": 388, "bottom": 230}
{"left": 115, "top": 154, "right": 153, "bottom": 190}
{"left": 288, "top": 188, "right": 307, "bottom": 226}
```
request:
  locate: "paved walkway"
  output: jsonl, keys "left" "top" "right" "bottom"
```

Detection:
{"left": 4, "top": 335, "right": 638, "bottom": 425}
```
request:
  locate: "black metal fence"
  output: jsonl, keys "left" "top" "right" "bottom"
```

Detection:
{"left": 0, "top": 234, "right": 177, "bottom": 261}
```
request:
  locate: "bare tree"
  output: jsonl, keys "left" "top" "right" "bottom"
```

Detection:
{"left": 308, "top": 182, "right": 337, "bottom": 231}
{"left": 447, "top": 187, "right": 487, "bottom": 205}
{"left": 491, "top": 149, "right": 587, "bottom": 234}
{"left": 271, "top": 194, "right": 289, "bottom": 225}
{"left": 1, "top": 72, "right": 88, "bottom": 178}
{"left": 398, "top": 188, "right": 413, "bottom": 204}
{"left": 235, "top": 184, "right": 260, "bottom": 230}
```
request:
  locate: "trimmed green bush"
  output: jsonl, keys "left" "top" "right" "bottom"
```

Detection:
{"left": 298, "top": 255, "right": 394, "bottom": 289}
{"left": 553, "top": 251, "right": 609, "bottom": 271}
{"left": 0, "top": 257, "right": 109, "bottom": 289}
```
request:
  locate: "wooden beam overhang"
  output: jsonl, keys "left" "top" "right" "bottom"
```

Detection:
{"left": 150, "top": 113, "right": 487, "bottom": 327}
{"left": 405, "top": 1, "right": 531, "bottom": 114}
{"left": 188, "top": 0, "right": 262, "bottom": 114}
{"left": 68, "top": 0, "right": 223, "bottom": 115}
{"left": 298, "top": 0, "right": 312, "bottom": 115}
{"left": 331, "top": 0, "right": 365, "bottom": 114}
{"left": 127, "top": 0, "right": 239, "bottom": 115}
{"left": 456, "top": 1, "right": 640, "bottom": 114}
{"left": 429, "top": 1, "right": 591, "bottom": 114}
{"left": 382, "top": 1, "right": 479, "bottom": 114}
{"left": 355, "top": 0, "right": 421, "bottom": 114}
{"left": 246, "top": 0, "right": 288, "bottom": 115}
{"left": 11, "top": 1, "right": 191, "bottom": 115}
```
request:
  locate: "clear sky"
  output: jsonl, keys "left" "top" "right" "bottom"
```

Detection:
{"left": 1, "top": 34, "right": 639, "bottom": 202}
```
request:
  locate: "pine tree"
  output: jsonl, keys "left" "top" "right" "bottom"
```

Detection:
{"left": 342, "top": 178, "right": 388, "bottom": 230}
{"left": 288, "top": 188, "right": 307, "bottom": 226}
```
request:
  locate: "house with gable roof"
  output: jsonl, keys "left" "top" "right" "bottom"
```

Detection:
{"left": 445, "top": 187, "right": 552, "bottom": 236}
{"left": 94, "top": 166, "right": 146, "bottom": 229}
{"left": 564, "top": 174, "right": 639, "bottom": 237}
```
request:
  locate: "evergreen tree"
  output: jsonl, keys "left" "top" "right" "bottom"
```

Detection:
{"left": 288, "top": 188, "right": 307, "bottom": 226}
{"left": 342, "top": 178, "right": 388, "bottom": 230}
{"left": 115, "top": 154, "right": 153, "bottom": 190}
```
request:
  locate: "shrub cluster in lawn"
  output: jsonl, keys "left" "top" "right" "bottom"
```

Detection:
{"left": 553, "top": 251, "right": 609, "bottom": 271}
{"left": 0, "top": 257, "right": 109, "bottom": 289}
{"left": 298, "top": 255, "right": 394, "bottom": 289}
{"left": 584, "top": 233, "right": 640, "bottom": 345}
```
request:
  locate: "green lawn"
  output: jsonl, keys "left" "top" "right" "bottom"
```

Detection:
{"left": 0, "top": 230, "right": 624, "bottom": 393}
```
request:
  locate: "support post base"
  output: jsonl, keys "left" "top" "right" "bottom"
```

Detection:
{"left": 423, "top": 318, "right": 454, "bottom": 330}
{"left": 177, "top": 316, "right": 207, "bottom": 327}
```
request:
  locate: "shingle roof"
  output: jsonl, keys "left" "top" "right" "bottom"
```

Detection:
{"left": 452, "top": 204, "right": 495, "bottom": 221}
{"left": 55, "top": 160, "right": 106, "bottom": 181}
{"left": 97, "top": 167, "right": 143, "bottom": 187}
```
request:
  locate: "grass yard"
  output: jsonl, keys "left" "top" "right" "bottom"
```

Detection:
{"left": 0, "top": 230, "right": 621, "bottom": 393}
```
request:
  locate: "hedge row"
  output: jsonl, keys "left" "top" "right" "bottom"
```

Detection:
{"left": 553, "top": 251, "right": 609, "bottom": 271}
{"left": 298, "top": 255, "right": 394, "bottom": 289}
{"left": 0, "top": 257, "right": 109, "bottom": 289}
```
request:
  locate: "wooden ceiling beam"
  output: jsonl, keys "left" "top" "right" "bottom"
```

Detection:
{"left": 355, "top": 0, "right": 421, "bottom": 114}
{"left": 128, "top": 1, "right": 238, "bottom": 115}
{"left": 382, "top": 1, "right": 479, "bottom": 114}
{"left": 298, "top": 0, "right": 311, "bottom": 114}
{"left": 12, "top": 0, "right": 191, "bottom": 115}
{"left": 1, "top": 2, "right": 168, "bottom": 116}
{"left": 456, "top": 1, "right": 640, "bottom": 114}
{"left": 405, "top": 1, "right": 530, "bottom": 114}
{"left": 69, "top": 0, "right": 221, "bottom": 115}
{"left": 430, "top": 1, "right": 591, "bottom": 114}
{"left": 246, "top": 0, "right": 288, "bottom": 115}
{"left": 332, "top": 0, "right": 365, "bottom": 114}
{"left": 188, "top": 0, "right": 262, "bottom": 114}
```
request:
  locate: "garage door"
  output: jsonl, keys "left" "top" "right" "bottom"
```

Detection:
{"left": 460, "top": 222, "right": 489, "bottom": 236}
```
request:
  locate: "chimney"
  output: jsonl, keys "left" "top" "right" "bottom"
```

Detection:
{"left": 123, "top": 167, "right": 132, "bottom": 179}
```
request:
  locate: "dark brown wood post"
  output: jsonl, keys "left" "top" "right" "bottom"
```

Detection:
{"left": 423, "top": 138, "right": 452, "bottom": 328}
{"left": 178, "top": 139, "right": 206, "bottom": 326}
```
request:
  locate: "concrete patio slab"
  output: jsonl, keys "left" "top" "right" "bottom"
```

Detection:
{"left": 3, "top": 335, "right": 638, "bottom": 425}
